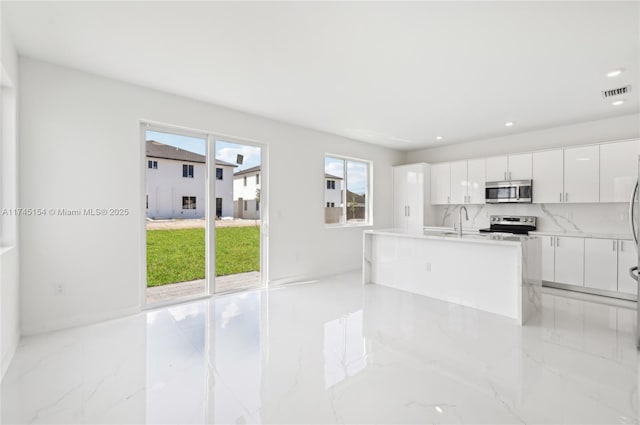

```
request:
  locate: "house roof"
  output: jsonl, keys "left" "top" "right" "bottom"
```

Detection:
{"left": 234, "top": 165, "right": 261, "bottom": 176}
{"left": 325, "top": 173, "right": 343, "bottom": 180}
{"left": 146, "top": 140, "right": 236, "bottom": 166}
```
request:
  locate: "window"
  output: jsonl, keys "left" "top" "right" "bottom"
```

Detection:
{"left": 146, "top": 194, "right": 149, "bottom": 209}
{"left": 244, "top": 176, "right": 247, "bottom": 186}
{"left": 216, "top": 168, "right": 223, "bottom": 180}
{"left": 216, "top": 197, "right": 222, "bottom": 217}
{"left": 244, "top": 200, "right": 248, "bottom": 211}
{"left": 256, "top": 200, "right": 259, "bottom": 211}
{"left": 182, "top": 164, "right": 194, "bottom": 178}
{"left": 182, "top": 196, "right": 196, "bottom": 209}
{"left": 256, "top": 174, "right": 260, "bottom": 184}
{"left": 324, "top": 155, "right": 371, "bottom": 226}
{"left": 148, "top": 160, "right": 158, "bottom": 169}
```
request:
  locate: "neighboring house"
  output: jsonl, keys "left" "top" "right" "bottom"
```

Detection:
{"left": 233, "top": 165, "right": 261, "bottom": 219}
{"left": 325, "top": 173, "right": 344, "bottom": 224}
{"left": 146, "top": 140, "right": 236, "bottom": 219}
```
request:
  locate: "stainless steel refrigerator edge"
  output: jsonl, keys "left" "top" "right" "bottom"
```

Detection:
{"left": 628, "top": 159, "right": 640, "bottom": 348}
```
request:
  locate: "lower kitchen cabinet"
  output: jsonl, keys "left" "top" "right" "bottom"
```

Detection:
{"left": 617, "top": 239, "right": 638, "bottom": 295}
{"left": 584, "top": 238, "right": 617, "bottom": 291}
{"left": 540, "top": 235, "right": 555, "bottom": 282}
{"left": 553, "top": 236, "right": 584, "bottom": 286}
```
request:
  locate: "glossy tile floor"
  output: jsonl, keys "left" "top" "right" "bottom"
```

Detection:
{"left": 1, "top": 271, "right": 638, "bottom": 424}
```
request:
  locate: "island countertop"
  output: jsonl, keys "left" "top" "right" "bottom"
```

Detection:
{"left": 365, "top": 228, "right": 535, "bottom": 247}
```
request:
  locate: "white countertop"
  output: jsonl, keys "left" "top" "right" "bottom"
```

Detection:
{"left": 529, "top": 230, "right": 634, "bottom": 240}
{"left": 366, "top": 228, "right": 533, "bottom": 247}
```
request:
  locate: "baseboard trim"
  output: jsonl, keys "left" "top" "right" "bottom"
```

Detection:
{"left": 20, "top": 305, "right": 141, "bottom": 337}
{"left": 268, "top": 267, "right": 361, "bottom": 287}
{"left": 543, "top": 281, "right": 637, "bottom": 304}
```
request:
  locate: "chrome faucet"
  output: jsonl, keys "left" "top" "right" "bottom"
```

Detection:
{"left": 458, "top": 206, "right": 469, "bottom": 237}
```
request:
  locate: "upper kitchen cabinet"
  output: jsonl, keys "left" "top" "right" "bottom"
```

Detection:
{"left": 449, "top": 161, "right": 468, "bottom": 204}
{"left": 564, "top": 145, "right": 599, "bottom": 203}
{"left": 485, "top": 153, "right": 532, "bottom": 181}
{"left": 486, "top": 156, "right": 508, "bottom": 181}
{"left": 599, "top": 139, "right": 639, "bottom": 203}
{"left": 532, "top": 149, "right": 564, "bottom": 203}
{"left": 466, "top": 159, "right": 486, "bottom": 204}
{"left": 430, "top": 162, "right": 451, "bottom": 205}
{"left": 449, "top": 160, "right": 485, "bottom": 204}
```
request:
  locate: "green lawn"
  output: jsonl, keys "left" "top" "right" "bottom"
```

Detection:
{"left": 146, "top": 226, "right": 260, "bottom": 287}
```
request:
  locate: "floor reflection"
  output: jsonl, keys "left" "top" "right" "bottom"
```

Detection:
{"left": 2, "top": 271, "right": 638, "bottom": 424}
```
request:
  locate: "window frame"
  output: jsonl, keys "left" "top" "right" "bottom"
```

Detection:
{"left": 182, "top": 164, "right": 194, "bottom": 178}
{"left": 182, "top": 196, "right": 196, "bottom": 210}
{"left": 324, "top": 154, "right": 373, "bottom": 228}
{"left": 216, "top": 167, "right": 223, "bottom": 180}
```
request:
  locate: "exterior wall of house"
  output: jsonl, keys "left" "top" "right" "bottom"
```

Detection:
{"left": 146, "top": 158, "right": 234, "bottom": 219}
{"left": 233, "top": 170, "right": 261, "bottom": 219}
{"left": 324, "top": 178, "right": 342, "bottom": 207}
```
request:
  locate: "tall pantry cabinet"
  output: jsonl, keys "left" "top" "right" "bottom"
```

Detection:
{"left": 393, "top": 163, "right": 433, "bottom": 232}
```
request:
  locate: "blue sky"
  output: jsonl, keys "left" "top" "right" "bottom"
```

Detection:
{"left": 146, "top": 130, "right": 261, "bottom": 171}
{"left": 325, "top": 156, "right": 367, "bottom": 195}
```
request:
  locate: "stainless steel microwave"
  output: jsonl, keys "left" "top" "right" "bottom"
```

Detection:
{"left": 485, "top": 180, "right": 532, "bottom": 203}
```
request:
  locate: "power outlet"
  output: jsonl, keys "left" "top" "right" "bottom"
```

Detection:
{"left": 53, "top": 283, "right": 65, "bottom": 295}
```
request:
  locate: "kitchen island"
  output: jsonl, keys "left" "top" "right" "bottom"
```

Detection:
{"left": 363, "top": 229, "right": 542, "bottom": 325}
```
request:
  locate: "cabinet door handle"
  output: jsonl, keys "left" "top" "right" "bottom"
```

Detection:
{"left": 447, "top": 196, "right": 450, "bottom": 204}
{"left": 559, "top": 192, "right": 562, "bottom": 202}
{"left": 565, "top": 192, "right": 568, "bottom": 202}
{"left": 613, "top": 240, "right": 616, "bottom": 251}
{"left": 407, "top": 206, "right": 410, "bottom": 216}
{"left": 504, "top": 172, "right": 507, "bottom": 180}
{"left": 620, "top": 240, "right": 624, "bottom": 252}
{"left": 550, "top": 236, "right": 553, "bottom": 247}
{"left": 556, "top": 237, "right": 559, "bottom": 247}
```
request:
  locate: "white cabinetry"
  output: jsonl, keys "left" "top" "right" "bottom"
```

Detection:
{"left": 486, "top": 156, "right": 508, "bottom": 181}
{"left": 486, "top": 154, "right": 532, "bottom": 181}
{"left": 584, "top": 238, "right": 618, "bottom": 291}
{"left": 430, "top": 163, "right": 450, "bottom": 205}
{"left": 617, "top": 239, "right": 638, "bottom": 295}
{"left": 508, "top": 153, "right": 532, "bottom": 180}
{"left": 448, "top": 160, "right": 486, "bottom": 204}
{"left": 599, "top": 140, "right": 639, "bottom": 203}
{"left": 564, "top": 145, "right": 599, "bottom": 203}
{"left": 554, "top": 236, "right": 584, "bottom": 286}
{"left": 393, "top": 163, "right": 429, "bottom": 232}
{"left": 532, "top": 149, "right": 564, "bottom": 204}
{"left": 540, "top": 235, "right": 555, "bottom": 282}
{"left": 467, "top": 159, "right": 486, "bottom": 204}
{"left": 450, "top": 161, "right": 467, "bottom": 204}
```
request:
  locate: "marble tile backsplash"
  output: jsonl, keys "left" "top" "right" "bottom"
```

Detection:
{"left": 432, "top": 203, "right": 631, "bottom": 234}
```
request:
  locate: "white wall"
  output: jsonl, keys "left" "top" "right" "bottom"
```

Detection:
{"left": 1, "top": 9, "right": 20, "bottom": 379}
{"left": 18, "top": 57, "right": 403, "bottom": 335}
{"left": 409, "top": 114, "right": 640, "bottom": 233}
{"left": 406, "top": 114, "right": 640, "bottom": 164}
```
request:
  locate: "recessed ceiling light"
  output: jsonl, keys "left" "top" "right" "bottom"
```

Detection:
{"left": 505, "top": 122, "right": 514, "bottom": 127}
{"left": 436, "top": 136, "right": 443, "bottom": 140}
{"left": 607, "top": 69, "right": 623, "bottom": 78}
{"left": 611, "top": 99, "right": 625, "bottom": 106}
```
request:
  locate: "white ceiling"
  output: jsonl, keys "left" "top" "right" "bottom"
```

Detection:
{"left": 3, "top": 1, "right": 639, "bottom": 150}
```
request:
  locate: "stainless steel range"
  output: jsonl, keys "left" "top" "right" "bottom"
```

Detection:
{"left": 479, "top": 215, "right": 537, "bottom": 235}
